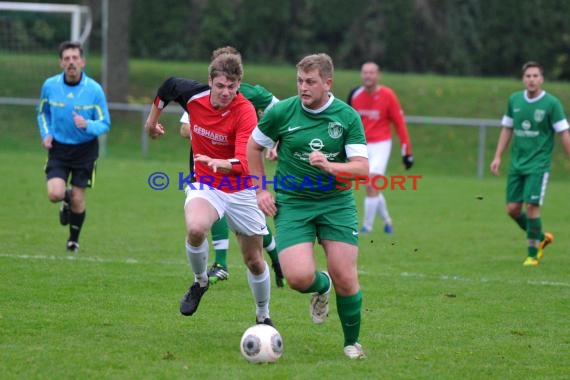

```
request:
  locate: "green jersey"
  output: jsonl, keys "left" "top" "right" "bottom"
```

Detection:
{"left": 239, "top": 83, "right": 279, "bottom": 114}
{"left": 253, "top": 94, "right": 367, "bottom": 201}
{"left": 502, "top": 90, "right": 569, "bottom": 173}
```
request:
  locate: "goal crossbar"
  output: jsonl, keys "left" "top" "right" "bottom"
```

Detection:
{"left": 0, "top": 1, "right": 92, "bottom": 43}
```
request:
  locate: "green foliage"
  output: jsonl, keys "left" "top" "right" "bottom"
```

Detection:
{"left": 130, "top": 0, "right": 193, "bottom": 59}
{"left": 0, "top": 11, "right": 68, "bottom": 53}
{"left": 197, "top": 0, "right": 239, "bottom": 58}
{"left": 8, "top": 0, "right": 570, "bottom": 77}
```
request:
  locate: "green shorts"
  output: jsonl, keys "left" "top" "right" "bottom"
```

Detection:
{"left": 273, "top": 196, "right": 359, "bottom": 252}
{"left": 506, "top": 171, "right": 549, "bottom": 205}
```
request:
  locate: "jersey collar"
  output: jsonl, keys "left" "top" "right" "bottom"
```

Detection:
{"left": 301, "top": 92, "right": 335, "bottom": 114}
{"left": 524, "top": 90, "right": 546, "bottom": 103}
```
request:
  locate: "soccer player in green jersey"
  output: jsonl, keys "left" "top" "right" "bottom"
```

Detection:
{"left": 180, "top": 82, "right": 284, "bottom": 286}
{"left": 247, "top": 53, "right": 369, "bottom": 359}
{"left": 490, "top": 61, "right": 570, "bottom": 266}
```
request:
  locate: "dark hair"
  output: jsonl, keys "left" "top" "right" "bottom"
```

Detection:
{"left": 522, "top": 61, "right": 543, "bottom": 76}
{"left": 58, "top": 41, "right": 83, "bottom": 58}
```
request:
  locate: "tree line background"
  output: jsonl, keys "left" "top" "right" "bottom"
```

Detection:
{"left": 92, "top": 0, "right": 570, "bottom": 78}
{"left": 4, "top": 0, "right": 570, "bottom": 101}
{"left": 4, "top": 0, "right": 570, "bottom": 79}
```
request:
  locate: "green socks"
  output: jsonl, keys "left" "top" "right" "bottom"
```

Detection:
{"left": 263, "top": 226, "right": 279, "bottom": 264}
{"left": 515, "top": 212, "right": 544, "bottom": 241}
{"left": 527, "top": 217, "right": 542, "bottom": 258}
{"left": 301, "top": 271, "right": 330, "bottom": 294}
{"left": 514, "top": 213, "right": 527, "bottom": 231}
{"left": 211, "top": 216, "right": 229, "bottom": 267}
{"left": 337, "top": 291, "right": 363, "bottom": 346}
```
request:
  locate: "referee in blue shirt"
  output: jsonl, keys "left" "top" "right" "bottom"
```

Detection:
{"left": 37, "top": 41, "right": 111, "bottom": 253}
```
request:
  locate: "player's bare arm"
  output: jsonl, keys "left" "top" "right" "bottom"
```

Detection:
{"left": 42, "top": 135, "right": 53, "bottom": 149}
{"left": 490, "top": 127, "right": 513, "bottom": 175}
{"left": 180, "top": 122, "right": 191, "bottom": 139}
{"left": 265, "top": 141, "right": 279, "bottom": 161}
{"left": 559, "top": 129, "right": 570, "bottom": 159}
{"left": 309, "top": 152, "right": 369, "bottom": 177}
{"left": 247, "top": 138, "right": 277, "bottom": 216}
{"left": 194, "top": 154, "right": 232, "bottom": 174}
{"left": 144, "top": 104, "right": 166, "bottom": 139}
{"left": 72, "top": 112, "right": 87, "bottom": 129}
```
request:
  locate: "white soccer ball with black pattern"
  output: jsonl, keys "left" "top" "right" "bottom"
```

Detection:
{"left": 240, "top": 324, "right": 283, "bottom": 363}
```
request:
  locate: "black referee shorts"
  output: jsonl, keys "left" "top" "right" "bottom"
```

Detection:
{"left": 45, "top": 139, "right": 99, "bottom": 188}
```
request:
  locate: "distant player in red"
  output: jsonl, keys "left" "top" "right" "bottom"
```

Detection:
{"left": 144, "top": 47, "right": 273, "bottom": 327}
{"left": 347, "top": 62, "right": 414, "bottom": 234}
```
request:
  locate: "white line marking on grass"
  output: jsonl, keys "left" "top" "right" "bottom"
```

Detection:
{"left": 527, "top": 280, "right": 570, "bottom": 287}
{"left": 3, "top": 253, "right": 569, "bottom": 288}
{"left": 395, "top": 271, "right": 570, "bottom": 287}
{"left": 0, "top": 253, "right": 184, "bottom": 266}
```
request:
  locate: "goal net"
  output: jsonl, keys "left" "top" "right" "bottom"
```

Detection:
{"left": 0, "top": 2, "right": 92, "bottom": 98}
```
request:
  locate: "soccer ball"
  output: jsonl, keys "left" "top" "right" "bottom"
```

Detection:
{"left": 240, "top": 324, "right": 283, "bottom": 363}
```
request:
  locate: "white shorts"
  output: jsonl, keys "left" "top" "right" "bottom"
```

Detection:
{"left": 367, "top": 140, "right": 392, "bottom": 175}
{"left": 184, "top": 185, "right": 268, "bottom": 236}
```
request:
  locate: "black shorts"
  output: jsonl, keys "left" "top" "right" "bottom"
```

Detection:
{"left": 45, "top": 139, "right": 99, "bottom": 188}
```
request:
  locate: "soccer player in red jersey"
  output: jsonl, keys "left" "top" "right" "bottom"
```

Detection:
{"left": 144, "top": 47, "right": 273, "bottom": 326}
{"left": 347, "top": 62, "right": 414, "bottom": 234}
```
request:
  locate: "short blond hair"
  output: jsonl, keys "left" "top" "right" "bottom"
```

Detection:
{"left": 296, "top": 53, "right": 334, "bottom": 81}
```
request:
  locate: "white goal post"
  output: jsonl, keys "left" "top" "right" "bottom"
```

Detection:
{"left": 0, "top": 1, "right": 92, "bottom": 43}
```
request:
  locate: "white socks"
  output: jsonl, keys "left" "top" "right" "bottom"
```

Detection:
{"left": 376, "top": 193, "right": 392, "bottom": 225}
{"left": 363, "top": 194, "right": 392, "bottom": 230}
{"left": 363, "top": 196, "right": 380, "bottom": 230}
{"left": 185, "top": 239, "right": 209, "bottom": 287}
{"left": 247, "top": 261, "right": 271, "bottom": 321}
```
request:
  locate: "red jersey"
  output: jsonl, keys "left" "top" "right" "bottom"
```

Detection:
{"left": 348, "top": 86, "right": 412, "bottom": 155}
{"left": 154, "top": 77, "right": 257, "bottom": 192}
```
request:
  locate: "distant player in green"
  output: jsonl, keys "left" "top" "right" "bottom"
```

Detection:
{"left": 490, "top": 61, "right": 570, "bottom": 266}
{"left": 180, "top": 82, "right": 284, "bottom": 286}
{"left": 247, "top": 53, "right": 369, "bottom": 359}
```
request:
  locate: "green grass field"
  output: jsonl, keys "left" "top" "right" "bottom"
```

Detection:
{"left": 1, "top": 149, "right": 569, "bottom": 379}
{"left": 1, "top": 57, "right": 570, "bottom": 379}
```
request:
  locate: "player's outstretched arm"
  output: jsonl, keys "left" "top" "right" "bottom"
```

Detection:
{"left": 144, "top": 104, "right": 165, "bottom": 139}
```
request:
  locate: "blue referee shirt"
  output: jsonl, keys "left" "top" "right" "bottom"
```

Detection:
{"left": 37, "top": 72, "right": 111, "bottom": 145}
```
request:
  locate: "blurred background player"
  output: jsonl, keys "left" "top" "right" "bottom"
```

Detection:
{"left": 36, "top": 41, "right": 111, "bottom": 253}
{"left": 490, "top": 61, "right": 570, "bottom": 266}
{"left": 180, "top": 81, "right": 285, "bottom": 287}
{"left": 347, "top": 62, "right": 413, "bottom": 234}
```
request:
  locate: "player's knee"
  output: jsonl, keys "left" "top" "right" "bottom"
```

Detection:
{"left": 328, "top": 267, "right": 358, "bottom": 293}
{"left": 243, "top": 252, "right": 265, "bottom": 275}
{"left": 186, "top": 225, "right": 208, "bottom": 243}
{"left": 286, "top": 272, "right": 313, "bottom": 292}
{"left": 47, "top": 190, "right": 63, "bottom": 203}
{"left": 331, "top": 277, "right": 358, "bottom": 296}
{"left": 506, "top": 204, "right": 521, "bottom": 218}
